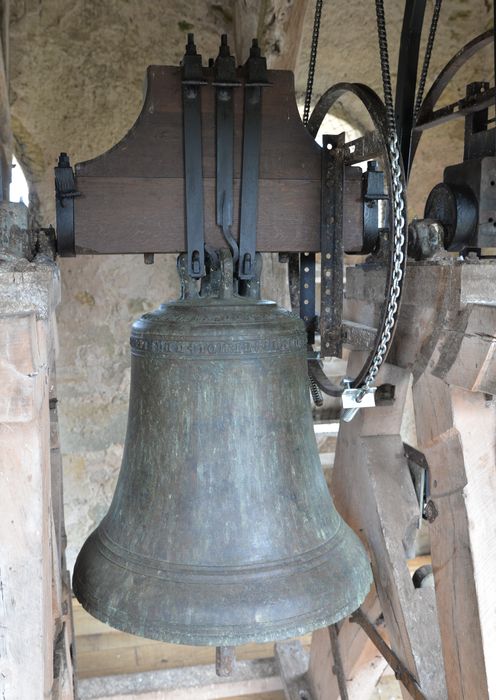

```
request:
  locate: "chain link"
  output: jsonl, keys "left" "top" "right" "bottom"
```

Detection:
{"left": 304, "top": 0, "right": 324, "bottom": 407}
{"left": 414, "top": 0, "right": 443, "bottom": 122}
{"left": 357, "top": 1, "right": 407, "bottom": 398}
{"left": 303, "top": 0, "right": 324, "bottom": 127}
{"left": 359, "top": 132, "right": 406, "bottom": 395}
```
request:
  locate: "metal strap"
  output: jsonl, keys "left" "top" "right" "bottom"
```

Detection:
{"left": 320, "top": 133, "right": 345, "bottom": 358}
{"left": 300, "top": 0, "right": 324, "bottom": 352}
{"left": 238, "top": 40, "right": 268, "bottom": 280}
{"left": 214, "top": 35, "right": 239, "bottom": 262}
{"left": 55, "top": 152, "right": 79, "bottom": 257}
{"left": 182, "top": 34, "right": 206, "bottom": 278}
{"left": 328, "top": 624, "right": 349, "bottom": 700}
{"left": 215, "top": 87, "right": 234, "bottom": 233}
{"left": 238, "top": 85, "right": 262, "bottom": 279}
{"left": 350, "top": 608, "right": 427, "bottom": 700}
{"left": 300, "top": 252, "right": 316, "bottom": 343}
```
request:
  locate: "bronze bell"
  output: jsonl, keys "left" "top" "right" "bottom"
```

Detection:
{"left": 73, "top": 251, "right": 371, "bottom": 646}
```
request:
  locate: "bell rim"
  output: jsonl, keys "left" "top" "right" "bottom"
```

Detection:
{"left": 73, "top": 525, "right": 372, "bottom": 646}
{"left": 73, "top": 568, "right": 372, "bottom": 646}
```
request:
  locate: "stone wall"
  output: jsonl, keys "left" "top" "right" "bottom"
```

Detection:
{"left": 8, "top": 0, "right": 492, "bottom": 567}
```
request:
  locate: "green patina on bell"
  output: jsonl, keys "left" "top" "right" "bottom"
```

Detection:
{"left": 73, "top": 251, "right": 371, "bottom": 646}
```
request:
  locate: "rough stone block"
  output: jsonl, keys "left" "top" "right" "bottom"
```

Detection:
{"left": 0, "top": 200, "right": 32, "bottom": 259}
{"left": 0, "top": 312, "right": 46, "bottom": 422}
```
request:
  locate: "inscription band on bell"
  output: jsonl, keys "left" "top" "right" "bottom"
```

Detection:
{"left": 130, "top": 334, "right": 307, "bottom": 357}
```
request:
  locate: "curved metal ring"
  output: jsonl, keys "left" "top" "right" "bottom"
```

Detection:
{"left": 306, "top": 82, "right": 407, "bottom": 395}
{"left": 410, "top": 29, "right": 493, "bottom": 164}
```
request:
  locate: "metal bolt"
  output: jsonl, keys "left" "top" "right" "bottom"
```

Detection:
{"left": 216, "top": 646, "right": 236, "bottom": 677}
{"left": 424, "top": 499, "right": 438, "bottom": 523}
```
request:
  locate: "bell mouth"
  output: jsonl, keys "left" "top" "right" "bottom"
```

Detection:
{"left": 73, "top": 524, "right": 371, "bottom": 646}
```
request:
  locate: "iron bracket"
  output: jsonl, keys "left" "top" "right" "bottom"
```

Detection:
{"left": 300, "top": 252, "right": 317, "bottom": 343}
{"left": 363, "top": 160, "right": 386, "bottom": 254}
{"left": 328, "top": 624, "right": 349, "bottom": 700}
{"left": 350, "top": 608, "right": 427, "bottom": 700}
{"left": 182, "top": 33, "right": 208, "bottom": 278}
{"left": 403, "top": 443, "right": 434, "bottom": 524}
{"left": 320, "top": 133, "right": 345, "bottom": 358}
{"left": 214, "top": 35, "right": 240, "bottom": 263}
{"left": 238, "top": 40, "right": 269, "bottom": 280}
{"left": 55, "top": 152, "right": 80, "bottom": 257}
{"left": 341, "top": 379, "right": 376, "bottom": 423}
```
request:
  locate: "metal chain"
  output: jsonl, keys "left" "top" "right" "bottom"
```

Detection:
{"left": 303, "top": 0, "right": 324, "bottom": 127}
{"left": 358, "top": 0, "right": 407, "bottom": 397}
{"left": 309, "top": 375, "right": 324, "bottom": 406}
{"left": 304, "top": 0, "right": 324, "bottom": 406}
{"left": 375, "top": 0, "right": 395, "bottom": 128}
{"left": 414, "top": 0, "right": 443, "bottom": 122}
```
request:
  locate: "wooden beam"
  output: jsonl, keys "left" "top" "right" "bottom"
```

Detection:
{"left": 344, "top": 258, "right": 496, "bottom": 697}
{"left": 233, "top": 0, "right": 310, "bottom": 73}
{"left": 73, "top": 67, "right": 324, "bottom": 255}
{"left": 77, "top": 659, "right": 284, "bottom": 700}
{"left": 233, "top": 0, "right": 263, "bottom": 65}
{"left": 413, "top": 373, "right": 496, "bottom": 698}
{"left": 0, "top": 312, "right": 54, "bottom": 697}
{"left": 0, "top": 242, "right": 74, "bottom": 697}
{"left": 265, "top": 0, "right": 310, "bottom": 72}
{"left": 73, "top": 598, "right": 312, "bottom": 680}
{"left": 308, "top": 361, "right": 446, "bottom": 699}
{"left": 345, "top": 260, "right": 496, "bottom": 390}
{"left": 274, "top": 640, "right": 313, "bottom": 700}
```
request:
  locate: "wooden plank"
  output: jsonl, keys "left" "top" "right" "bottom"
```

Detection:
{"left": 0, "top": 313, "right": 54, "bottom": 698}
{"left": 74, "top": 176, "right": 320, "bottom": 254}
{"left": 72, "top": 64, "right": 338, "bottom": 254}
{"left": 413, "top": 373, "right": 496, "bottom": 699}
{"left": 312, "top": 362, "right": 447, "bottom": 699}
{"left": 76, "top": 69, "right": 318, "bottom": 181}
{"left": 345, "top": 262, "right": 459, "bottom": 377}
{"left": 346, "top": 258, "right": 496, "bottom": 698}
{"left": 76, "top": 629, "right": 288, "bottom": 658}
{"left": 460, "top": 262, "right": 496, "bottom": 305}
{"left": 226, "top": 694, "right": 284, "bottom": 700}
{"left": 266, "top": 0, "right": 310, "bottom": 72}
{"left": 76, "top": 639, "right": 277, "bottom": 680}
{"left": 274, "top": 640, "right": 313, "bottom": 700}
{"left": 345, "top": 260, "right": 496, "bottom": 391}
{"left": 439, "top": 304, "right": 496, "bottom": 394}
{"left": 74, "top": 598, "right": 311, "bottom": 680}
{"left": 233, "top": 1, "right": 262, "bottom": 64}
{"left": 78, "top": 659, "right": 283, "bottom": 700}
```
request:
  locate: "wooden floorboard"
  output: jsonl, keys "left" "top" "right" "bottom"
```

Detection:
{"left": 73, "top": 599, "right": 311, "bottom": 681}
{"left": 226, "top": 694, "right": 284, "bottom": 700}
